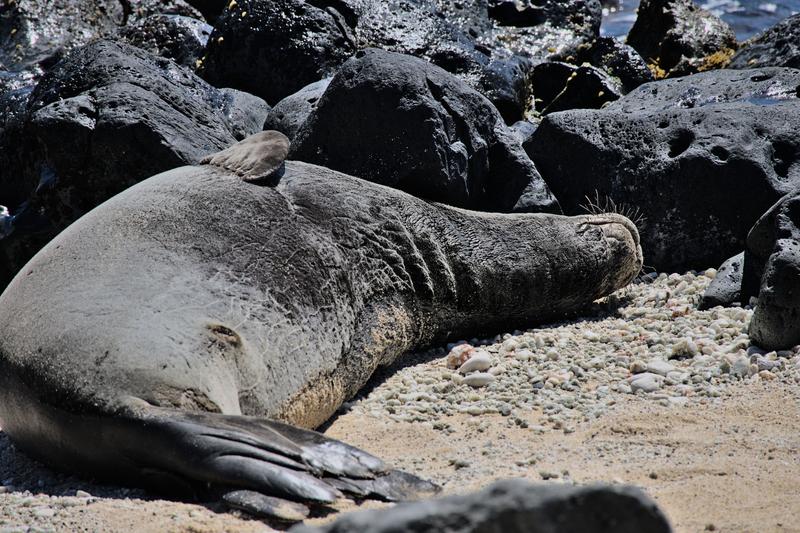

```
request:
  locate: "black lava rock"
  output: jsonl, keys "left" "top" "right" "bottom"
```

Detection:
{"left": 290, "top": 479, "right": 672, "bottom": 533}
{"left": 700, "top": 252, "right": 744, "bottom": 309}
{"left": 291, "top": 49, "right": 558, "bottom": 213}
{"left": 200, "top": 0, "right": 357, "bottom": 105}
{"left": 185, "top": 0, "right": 229, "bottom": 22}
{"left": 0, "top": 0, "right": 201, "bottom": 91}
{"left": 746, "top": 189, "right": 800, "bottom": 350}
{"left": 263, "top": 78, "right": 332, "bottom": 140}
{"left": 560, "top": 37, "right": 654, "bottom": 94}
{"left": 627, "top": 0, "right": 737, "bottom": 77}
{"left": 532, "top": 61, "right": 622, "bottom": 114}
{"left": 0, "top": 39, "right": 269, "bottom": 288}
{"left": 120, "top": 14, "right": 212, "bottom": 68}
{"left": 730, "top": 14, "right": 800, "bottom": 70}
{"left": 437, "top": 0, "right": 601, "bottom": 58}
{"left": 527, "top": 67, "right": 800, "bottom": 272}
{"left": 201, "top": 0, "right": 601, "bottom": 122}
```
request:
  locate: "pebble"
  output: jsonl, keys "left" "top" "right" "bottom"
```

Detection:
{"left": 646, "top": 359, "right": 675, "bottom": 377}
{"left": 458, "top": 352, "right": 492, "bottom": 374}
{"left": 31, "top": 507, "right": 55, "bottom": 518}
{"left": 349, "top": 273, "right": 787, "bottom": 432}
{"left": 463, "top": 373, "right": 495, "bottom": 388}
{"left": 629, "top": 373, "right": 664, "bottom": 393}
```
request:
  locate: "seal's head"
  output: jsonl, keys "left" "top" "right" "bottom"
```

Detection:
{"left": 573, "top": 212, "right": 644, "bottom": 293}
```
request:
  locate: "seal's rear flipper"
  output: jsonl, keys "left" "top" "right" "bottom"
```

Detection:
{"left": 117, "top": 408, "right": 439, "bottom": 520}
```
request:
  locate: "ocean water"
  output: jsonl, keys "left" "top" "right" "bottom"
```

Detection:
{"left": 602, "top": 0, "right": 800, "bottom": 40}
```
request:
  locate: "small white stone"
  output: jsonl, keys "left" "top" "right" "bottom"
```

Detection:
{"left": 458, "top": 352, "right": 492, "bottom": 374}
{"left": 671, "top": 338, "right": 699, "bottom": 358}
{"left": 730, "top": 356, "right": 751, "bottom": 378}
{"left": 629, "top": 372, "right": 664, "bottom": 393}
{"left": 514, "top": 349, "right": 534, "bottom": 361}
{"left": 463, "top": 372, "right": 495, "bottom": 388}
{"left": 32, "top": 507, "right": 55, "bottom": 518}
{"left": 501, "top": 338, "right": 519, "bottom": 353}
{"left": 647, "top": 359, "right": 675, "bottom": 377}
{"left": 75, "top": 490, "right": 91, "bottom": 498}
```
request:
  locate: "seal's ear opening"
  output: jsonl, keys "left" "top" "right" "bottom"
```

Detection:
{"left": 201, "top": 130, "right": 290, "bottom": 186}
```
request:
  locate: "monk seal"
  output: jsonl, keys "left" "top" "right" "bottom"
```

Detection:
{"left": 0, "top": 133, "right": 642, "bottom": 519}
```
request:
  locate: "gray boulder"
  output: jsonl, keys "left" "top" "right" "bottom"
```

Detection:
{"left": 120, "top": 14, "right": 212, "bottom": 68}
{"left": 700, "top": 252, "right": 744, "bottom": 310}
{"left": 627, "top": 0, "right": 737, "bottom": 77}
{"left": 291, "top": 49, "right": 558, "bottom": 213}
{"left": 730, "top": 14, "right": 800, "bottom": 70}
{"left": 527, "top": 67, "right": 800, "bottom": 272}
{"left": 290, "top": 479, "right": 672, "bottom": 533}
{"left": 558, "top": 37, "right": 654, "bottom": 94}
{"left": 746, "top": 190, "right": 800, "bottom": 350}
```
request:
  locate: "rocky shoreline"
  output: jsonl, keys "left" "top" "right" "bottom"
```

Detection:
{"left": 3, "top": 0, "right": 800, "bottom": 531}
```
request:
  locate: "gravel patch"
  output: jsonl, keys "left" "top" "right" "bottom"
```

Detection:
{"left": 345, "top": 271, "right": 800, "bottom": 432}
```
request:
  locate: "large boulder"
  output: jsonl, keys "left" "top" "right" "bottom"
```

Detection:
{"left": 0, "top": 0, "right": 201, "bottom": 92}
{"left": 290, "top": 49, "right": 558, "bottom": 213}
{"left": 0, "top": 39, "right": 269, "bottom": 289}
{"left": 627, "top": 0, "right": 737, "bottom": 78}
{"left": 746, "top": 190, "right": 800, "bottom": 350}
{"left": 120, "top": 14, "right": 212, "bottom": 68}
{"left": 199, "top": 0, "right": 356, "bottom": 106}
{"left": 291, "top": 479, "right": 672, "bottom": 533}
{"left": 558, "top": 37, "right": 654, "bottom": 94}
{"left": 531, "top": 62, "right": 623, "bottom": 114}
{"left": 527, "top": 67, "right": 800, "bottom": 272}
{"left": 200, "top": 0, "right": 602, "bottom": 121}
{"left": 730, "top": 14, "right": 800, "bottom": 70}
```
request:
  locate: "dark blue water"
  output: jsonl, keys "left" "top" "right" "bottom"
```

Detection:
{"left": 602, "top": 0, "right": 800, "bottom": 40}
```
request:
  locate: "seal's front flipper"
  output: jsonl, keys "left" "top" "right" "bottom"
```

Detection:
{"left": 118, "top": 408, "right": 439, "bottom": 520}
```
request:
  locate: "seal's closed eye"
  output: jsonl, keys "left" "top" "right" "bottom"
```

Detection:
{"left": 201, "top": 130, "right": 290, "bottom": 186}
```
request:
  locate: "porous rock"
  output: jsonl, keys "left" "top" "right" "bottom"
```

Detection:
{"left": 0, "top": 0, "right": 200, "bottom": 92}
{"left": 730, "top": 14, "right": 800, "bottom": 70}
{"left": 0, "top": 39, "right": 268, "bottom": 289}
{"left": 290, "top": 479, "right": 672, "bottom": 533}
{"left": 200, "top": 0, "right": 356, "bottom": 106}
{"left": 532, "top": 61, "right": 622, "bottom": 114}
{"left": 746, "top": 189, "right": 800, "bottom": 350}
{"left": 558, "top": 36, "right": 654, "bottom": 94}
{"left": 627, "top": 0, "right": 737, "bottom": 77}
{"left": 528, "top": 67, "right": 800, "bottom": 271}
{"left": 700, "top": 252, "right": 744, "bottom": 310}
{"left": 291, "top": 49, "right": 558, "bottom": 213}
{"left": 120, "top": 14, "right": 212, "bottom": 68}
{"left": 201, "top": 0, "right": 601, "bottom": 121}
